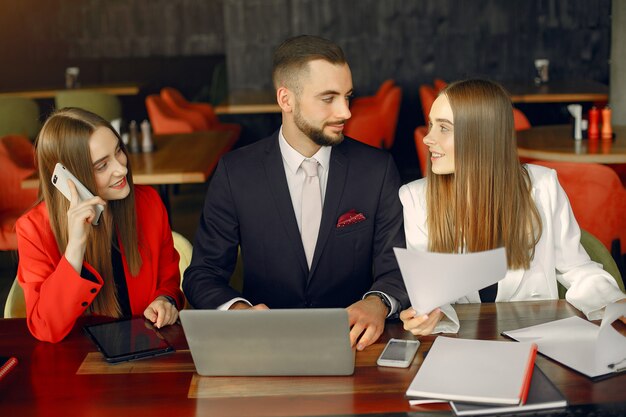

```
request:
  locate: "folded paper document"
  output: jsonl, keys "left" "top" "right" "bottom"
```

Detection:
{"left": 406, "top": 336, "right": 537, "bottom": 405}
{"left": 503, "top": 302, "right": 626, "bottom": 379}
{"left": 393, "top": 247, "right": 507, "bottom": 315}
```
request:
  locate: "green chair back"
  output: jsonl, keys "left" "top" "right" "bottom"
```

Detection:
{"left": 558, "top": 229, "right": 625, "bottom": 298}
{"left": 0, "top": 97, "right": 41, "bottom": 139}
{"left": 55, "top": 91, "right": 122, "bottom": 122}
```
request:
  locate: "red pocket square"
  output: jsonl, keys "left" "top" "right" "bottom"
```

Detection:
{"left": 336, "top": 209, "right": 366, "bottom": 228}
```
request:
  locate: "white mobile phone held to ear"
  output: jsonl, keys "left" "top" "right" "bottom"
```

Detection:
{"left": 376, "top": 338, "right": 420, "bottom": 368}
{"left": 51, "top": 163, "right": 104, "bottom": 226}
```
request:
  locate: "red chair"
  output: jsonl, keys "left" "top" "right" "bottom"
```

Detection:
{"left": 0, "top": 135, "right": 38, "bottom": 251}
{"left": 419, "top": 84, "right": 437, "bottom": 124}
{"left": 350, "top": 79, "right": 395, "bottom": 111}
{"left": 161, "top": 87, "right": 241, "bottom": 139}
{"left": 344, "top": 86, "right": 402, "bottom": 149}
{"left": 413, "top": 126, "right": 429, "bottom": 177}
{"left": 380, "top": 86, "right": 402, "bottom": 148}
{"left": 433, "top": 78, "right": 447, "bottom": 93}
{"left": 530, "top": 160, "right": 626, "bottom": 262}
{"left": 513, "top": 108, "right": 531, "bottom": 131}
{"left": 145, "top": 95, "right": 194, "bottom": 135}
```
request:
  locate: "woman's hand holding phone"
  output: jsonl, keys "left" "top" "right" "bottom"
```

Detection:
{"left": 64, "top": 180, "right": 107, "bottom": 273}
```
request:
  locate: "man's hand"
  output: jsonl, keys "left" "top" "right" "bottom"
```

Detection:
{"left": 346, "top": 295, "right": 388, "bottom": 351}
{"left": 399, "top": 307, "right": 443, "bottom": 336}
{"left": 229, "top": 301, "right": 269, "bottom": 310}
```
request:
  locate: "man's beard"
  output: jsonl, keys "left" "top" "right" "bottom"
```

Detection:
{"left": 294, "top": 106, "right": 345, "bottom": 147}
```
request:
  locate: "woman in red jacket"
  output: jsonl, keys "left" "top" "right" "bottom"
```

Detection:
{"left": 16, "top": 108, "right": 184, "bottom": 342}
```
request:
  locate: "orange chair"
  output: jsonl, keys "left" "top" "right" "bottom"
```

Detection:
{"left": 513, "top": 108, "right": 531, "bottom": 131}
{"left": 0, "top": 135, "right": 38, "bottom": 251}
{"left": 145, "top": 95, "right": 194, "bottom": 135}
{"left": 380, "top": 86, "right": 402, "bottom": 148}
{"left": 530, "top": 160, "right": 626, "bottom": 262}
{"left": 350, "top": 79, "right": 395, "bottom": 110}
{"left": 413, "top": 126, "right": 429, "bottom": 177}
{"left": 433, "top": 78, "right": 447, "bottom": 93}
{"left": 161, "top": 87, "right": 241, "bottom": 139}
{"left": 344, "top": 86, "right": 402, "bottom": 149}
{"left": 419, "top": 84, "right": 437, "bottom": 124}
{"left": 343, "top": 109, "right": 385, "bottom": 148}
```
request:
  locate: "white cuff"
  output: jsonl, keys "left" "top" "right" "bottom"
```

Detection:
{"left": 218, "top": 297, "right": 252, "bottom": 311}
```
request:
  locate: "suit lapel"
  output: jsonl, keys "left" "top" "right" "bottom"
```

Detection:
{"left": 309, "top": 144, "right": 348, "bottom": 279}
{"left": 262, "top": 135, "right": 309, "bottom": 274}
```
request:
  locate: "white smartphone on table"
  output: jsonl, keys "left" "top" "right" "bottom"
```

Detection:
{"left": 51, "top": 163, "right": 104, "bottom": 226}
{"left": 376, "top": 338, "right": 420, "bottom": 368}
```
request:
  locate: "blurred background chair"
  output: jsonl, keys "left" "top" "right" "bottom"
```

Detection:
{"left": 349, "top": 79, "right": 395, "bottom": 110}
{"left": 513, "top": 108, "right": 531, "bottom": 131}
{"left": 418, "top": 84, "right": 437, "bottom": 124}
{"left": 530, "top": 160, "right": 626, "bottom": 274}
{"left": 0, "top": 135, "right": 38, "bottom": 252}
{"left": 145, "top": 95, "right": 194, "bottom": 135}
{"left": 0, "top": 97, "right": 41, "bottom": 139}
{"left": 433, "top": 78, "right": 448, "bottom": 93}
{"left": 413, "top": 126, "right": 429, "bottom": 177}
{"left": 172, "top": 231, "right": 193, "bottom": 309}
{"left": 344, "top": 85, "right": 401, "bottom": 149}
{"left": 55, "top": 91, "right": 122, "bottom": 122}
{"left": 161, "top": 87, "right": 241, "bottom": 140}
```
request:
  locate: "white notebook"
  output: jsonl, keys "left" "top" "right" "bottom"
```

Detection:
{"left": 406, "top": 336, "right": 537, "bottom": 405}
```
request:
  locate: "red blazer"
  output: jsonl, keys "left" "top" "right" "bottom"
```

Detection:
{"left": 16, "top": 185, "right": 184, "bottom": 342}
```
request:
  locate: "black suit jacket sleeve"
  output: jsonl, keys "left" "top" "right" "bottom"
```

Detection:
{"left": 367, "top": 153, "right": 409, "bottom": 310}
{"left": 183, "top": 159, "right": 242, "bottom": 309}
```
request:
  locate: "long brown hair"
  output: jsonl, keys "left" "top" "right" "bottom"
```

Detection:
{"left": 426, "top": 79, "right": 542, "bottom": 269}
{"left": 35, "top": 108, "right": 141, "bottom": 317}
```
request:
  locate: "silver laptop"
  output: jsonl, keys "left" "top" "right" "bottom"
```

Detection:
{"left": 179, "top": 309, "right": 355, "bottom": 376}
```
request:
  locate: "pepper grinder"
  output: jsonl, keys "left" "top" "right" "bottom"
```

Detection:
{"left": 588, "top": 107, "right": 599, "bottom": 140}
{"left": 601, "top": 106, "right": 612, "bottom": 140}
{"left": 141, "top": 120, "right": 154, "bottom": 152}
{"left": 129, "top": 120, "right": 140, "bottom": 153}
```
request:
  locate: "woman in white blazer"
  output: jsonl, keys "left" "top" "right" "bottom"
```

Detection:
{"left": 400, "top": 79, "right": 625, "bottom": 335}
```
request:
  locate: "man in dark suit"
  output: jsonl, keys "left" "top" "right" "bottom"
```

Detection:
{"left": 184, "top": 35, "right": 408, "bottom": 350}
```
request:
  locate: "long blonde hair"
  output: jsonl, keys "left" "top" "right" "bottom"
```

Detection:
{"left": 426, "top": 79, "right": 542, "bottom": 269}
{"left": 35, "top": 108, "right": 141, "bottom": 317}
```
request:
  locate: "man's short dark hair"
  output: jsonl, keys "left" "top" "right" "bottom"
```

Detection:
{"left": 272, "top": 35, "right": 346, "bottom": 93}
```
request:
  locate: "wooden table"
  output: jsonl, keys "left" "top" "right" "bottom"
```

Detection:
{"left": 0, "top": 83, "right": 141, "bottom": 99}
{"left": 0, "top": 300, "right": 623, "bottom": 417}
{"left": 516, "top": 125, "right": 626, "bottom": 163}
{"left": 22, "top": 131, "right": 236, "bottom": 218}
{"left": 214, "top": 90, "right": 279, "bottom": 114}
{"left": 504, "top": 80, "right": 609, "bottom": 104}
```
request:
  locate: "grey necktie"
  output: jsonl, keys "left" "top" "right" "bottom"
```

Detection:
{"left": 300, "top": 159, "right": 322, "bottom": 268}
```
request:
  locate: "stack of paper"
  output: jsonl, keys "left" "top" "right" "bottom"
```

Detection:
{"left": 503, "top": 302, "right": 626, "bottom": 379}
{"left": 406, "top": 336, "right": 537, "bottom": 405}
{"left": 450, "top": 366, "right": 567, "bottom": 416}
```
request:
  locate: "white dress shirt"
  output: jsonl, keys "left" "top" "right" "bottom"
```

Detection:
{"left": 399, "top": 164, "right": 625, "bottom": 333}
{"left": 220, "top": 127, "right": 399, "bottom": 315}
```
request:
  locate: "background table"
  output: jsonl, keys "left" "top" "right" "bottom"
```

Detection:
{"left": 504, "top": 80, "right": 609, "bottom": 104}
{"left": 0, "top": 300, "right": 623, "bottom": 417}
{"left": 214, "top": 90, "right": 279, "bottom": 115}
{"left": 517, "top": 125, "right": 626, "bottom": 163}
{"left": 0, "top": 83, "right": 141, "bottom": 99}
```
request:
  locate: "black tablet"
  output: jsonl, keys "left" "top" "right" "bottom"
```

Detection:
{"left": 84, "top": 317, "right": 174, "bottom": 363}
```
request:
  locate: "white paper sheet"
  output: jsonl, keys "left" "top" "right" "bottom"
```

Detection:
{"left": 393, "top": 247, "right": 508, "bottom": 315}
{"left": 503, "top": 302, "right": 626, "bottom": 378}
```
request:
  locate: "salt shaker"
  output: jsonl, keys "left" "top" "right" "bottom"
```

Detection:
{"left": 129, "top": 120, "right": 140, "bottom": 153}
{"left": 141, "top": 120, "right": 154, "bottom": 152}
